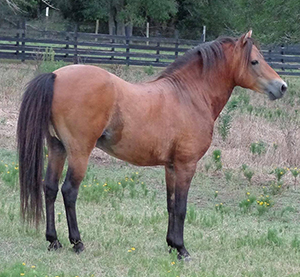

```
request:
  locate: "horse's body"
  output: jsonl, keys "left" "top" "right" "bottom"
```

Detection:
{"left": 17, "top": 31, "right": 287, "bottom": 259}
{"left": 54, "top": 65, "right": 213, "bottom": 166}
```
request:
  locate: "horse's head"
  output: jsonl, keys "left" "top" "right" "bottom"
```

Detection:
{"left": 233, "top": 30, "right": 287, "bottom": 100}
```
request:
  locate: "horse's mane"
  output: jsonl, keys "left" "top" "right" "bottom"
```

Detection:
{"left": 157, "top": 36, "right": 255, "bottom": 79}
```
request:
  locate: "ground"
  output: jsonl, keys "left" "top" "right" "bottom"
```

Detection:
{"left": 1, "top": 61, "right": 300, "bottom": 277}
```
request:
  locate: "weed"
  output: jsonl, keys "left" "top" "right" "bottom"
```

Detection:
{"left": 256, "top": 194, "right": 273, "bottom": 215}
{"left": 239, "top": 192, "right": 256, "bottom": 213}
{"left": 212, "top": 149, "right": 222, "bottom": 170}
{"left": 35, "top": 48, "right": 67, "bottom": 74}
{"left": 241, "top": 164, "right": 254, "bottom": 184}
{"left": 186, "top": 205, "right": 197, "bottom": 224}
{"left": 0, "top": 117, "right": 6, "bottom": 125}
{"left": 144, "top": 65, "right": 155, "bottom": 75}
{"left": 218, "top": 112, "right": 232, "bottom": 141}
{"left": 0, "top": 160, "right": 18, "bottom": 189}
{"left": 290, "top": 167, "right": 300, "bottom": 188}
{"left": 274, "top": 167, "right": 286, "bottom": 181}
{"left": 267, "top": 228, "right": 282, "bottom": 246}
{"left": 291, "top": 236, "right": 300, "bottom": 251}
{"left": 224, "top": 169, "right": 233, "bottom": 182}
{"left": 250, "top": 140, "right": 267, "bottom": 156}
{"left": 204, "top": 160, "right": 212, "bottom": 173}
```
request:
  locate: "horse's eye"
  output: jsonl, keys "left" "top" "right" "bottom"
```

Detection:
{"left": 251, "top": 60, "right": 259, "bottom": 65}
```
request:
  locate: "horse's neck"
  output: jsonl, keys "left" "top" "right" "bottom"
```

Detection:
{"left": 157, "top": 60, "right": 235, "bottom": 120}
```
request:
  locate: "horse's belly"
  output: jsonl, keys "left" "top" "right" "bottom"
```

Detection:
{"left": 96, "top": 133, "right": 167, "bottom": 166}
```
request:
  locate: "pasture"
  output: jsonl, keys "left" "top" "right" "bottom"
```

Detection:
{"left": 1, "top": 60, "right": 300, "bottom": 277}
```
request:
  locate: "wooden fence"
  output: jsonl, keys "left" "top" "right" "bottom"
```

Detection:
{"left": 0, "top": 23, "right": 300, "bottom": 76}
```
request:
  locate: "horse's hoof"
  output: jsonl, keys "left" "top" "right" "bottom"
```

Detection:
{"left": 177, "top": 252, "right": 191, "bottom": 261}
{"left": 73, "top": 242, "right": 85, "bottom": 254}
{"left": 48, "top": 240, "right": 62, "bottom": 251}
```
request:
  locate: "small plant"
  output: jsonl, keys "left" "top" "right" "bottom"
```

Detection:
{"left": 273, "top": 142, "right": 278, "bottom": 151}
{"left": 239, "top": 192, "right": 256, "bottom": 213}
{"left": 269, "top": 180, "right": 284, "bottom": 195}
{"left": 256, "top": 194, "right": 273, "bottom": 216}
{"left": 186, "top": 205, "right": 197, "bottom": 224}
{"left": 212, "top": 149, "right": 222, "bottom": 170}
{"left": 35, "top": 48, "right": 67, "bottom": 74}
{"left": 267, "top": 228, "right": 282, "bottom": 246}
{"left": 0, "top": 160, "right": 19, "bottom": 189}
{"left": 241, "top": 164, "right": 254, "bottom": 184}
{"left": 218, "top": 112, "right": 232, "bottom": 141}
{"left": 224, "top": 169, "right": 233, "bottom": 182}
{"left": 273, "top": 167, "right": 286, "bottom": 181}
{"left": 250, "top": 140, "right": 267, "bottom": 156}
{"left": 144, "top": 65, "right": 155, "bottom": 75}
{"left": 290, "top": 167, "right": 300, "bottom": 188}
{"left": 204, "top": 161, "right": 212, "bottom": 173}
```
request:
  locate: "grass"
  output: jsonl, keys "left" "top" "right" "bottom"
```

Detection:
{"left": 1, "top": 61, "right": 300, "bottom": 276}
{"left": 2, "top": 149, "right": 300, "bottom": 276}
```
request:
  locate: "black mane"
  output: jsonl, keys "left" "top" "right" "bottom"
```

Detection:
{"left": 157, "top": 36, "right": 254, "bottom": 79}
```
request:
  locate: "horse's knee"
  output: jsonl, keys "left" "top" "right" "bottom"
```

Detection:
{"left": 45, "top": 185, "right": 58, "bottom": 201}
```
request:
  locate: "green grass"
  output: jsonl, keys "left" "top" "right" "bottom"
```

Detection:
{"left": 2, "top": 149, "right": 300, "bottom": 276}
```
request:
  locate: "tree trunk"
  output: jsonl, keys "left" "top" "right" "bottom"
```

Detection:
{"left": 108, "top": 4, "right": 116, "bottom": 35}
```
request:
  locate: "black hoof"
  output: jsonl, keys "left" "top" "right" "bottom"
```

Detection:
{"left": 73, "top": 242, "right": 85, "bottom": 253}
{"left": 178, "top": 253, "right": 191, "bottom": 261}
{"left": 48, "top": 240, "right": 62, "bottom": 251}
{"left": 177, "top": 249, "right": 191, "bottom": 261}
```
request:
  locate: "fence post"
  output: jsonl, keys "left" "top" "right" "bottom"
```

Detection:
{"left": 111, "top": 27, "right": 115, "bottom": 60}
{"left": 65, "top": 32, "right": 69, "bottom": 58}
{"left": 281, "top": 44, "right": 285, "bottom": 72}
{"left": 21, "top": 19, "right": 26, "bottom": 62}
{"left": 15, "top": 20, "right": 20, "bottom": 58}
{"left": 73, "top": 24, "right": 78, "bottom": 64}
{"left": 156, "top": 41, "right": 160, "bottom": 63}
{"left": 175, "top": 31, "right": 179, "bottom": 60}
{"left": 126, "top": 34, "right": 130, "bottom": 66}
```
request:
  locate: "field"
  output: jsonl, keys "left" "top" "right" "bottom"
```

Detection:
{"left": 1, "top": 60, "right": 300, "bottom": 277}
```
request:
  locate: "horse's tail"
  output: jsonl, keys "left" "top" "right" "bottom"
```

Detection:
{"left": 17, "top": 72, "right": 56, "bottom": 227}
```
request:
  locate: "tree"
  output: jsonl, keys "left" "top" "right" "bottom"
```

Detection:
{"left": 52, "top": 0, "right": 177, "bottom": 35}
{"left": 175, "top": 0, "right": 234, "bottom": 40}
{"left": 231, "top": 0, "right": 300, "bottom": 43}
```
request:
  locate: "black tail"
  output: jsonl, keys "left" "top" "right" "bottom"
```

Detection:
{"left": 17, "top": 72, "right": 56, "bottom": 227}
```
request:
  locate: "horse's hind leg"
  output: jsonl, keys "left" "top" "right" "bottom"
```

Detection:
{"left": 61, "top": 147, "right": 93, "bottom": 253}
{"left": 45, "top": 136, "right": 66, "bottom": 250}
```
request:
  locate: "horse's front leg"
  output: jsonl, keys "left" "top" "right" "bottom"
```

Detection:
{"left": 165, "top": 162, "right": 196, "bottom": 260}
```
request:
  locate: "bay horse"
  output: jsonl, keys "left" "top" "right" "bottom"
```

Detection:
{"left": 17, "top": 30, "right": 287, "bottom": 260}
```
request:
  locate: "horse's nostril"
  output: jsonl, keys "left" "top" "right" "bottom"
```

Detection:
{"left": 281, "top": 84, "right": 287, "bottom": 93}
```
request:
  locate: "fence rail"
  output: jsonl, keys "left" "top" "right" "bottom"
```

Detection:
{"left": 0, "top": 26, "right": 300, "bottom": 75}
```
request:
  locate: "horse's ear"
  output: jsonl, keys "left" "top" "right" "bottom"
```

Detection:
{"left": 241, "top": 30, "right": 252, "bottom": 45}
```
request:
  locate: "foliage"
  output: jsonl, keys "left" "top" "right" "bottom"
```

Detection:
{"left": 218, "top": 112, "right": 232, "bottom": 141}
{"left": 35, "top": 48, "right": 67, "bottom": 74}
{"left": 2, "top": 0, "right": 300, "bottom": 42}
{"left": 241, "top": 164, "right": 254, "bottom": 184}
{"left": 250, "top": 140, "right": 267, "bottom": 156}
{"left": 212, "top": 149, "right": 222, "bottom": 170}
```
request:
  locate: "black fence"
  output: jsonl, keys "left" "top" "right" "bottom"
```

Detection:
{"left": 0, "top": 22, "right": 300, "bottom": 76}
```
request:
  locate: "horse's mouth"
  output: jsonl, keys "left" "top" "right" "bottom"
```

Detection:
{"left": 267, "top": 91, "right": 277, "bottom": 100}
{"left": 265, "top": 79, "right": 287, "bottom": 100}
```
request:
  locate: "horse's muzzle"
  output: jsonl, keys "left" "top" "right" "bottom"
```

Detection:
{"left": 266, "top": 79, "right": 288, "bottom": 100}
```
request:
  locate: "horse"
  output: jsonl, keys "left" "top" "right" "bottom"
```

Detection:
{"left": 17, "top": 30, "right": 287, "bottom": 260}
